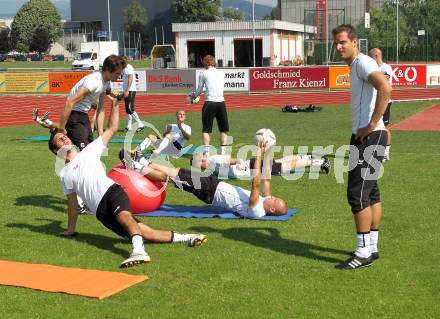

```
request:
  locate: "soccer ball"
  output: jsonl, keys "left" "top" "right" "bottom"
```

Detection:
{"left": 254, "top": 128, "right": 276, "bottom": 151}
{"left": 187, "top": 91, "right": 200, "bottom": 104}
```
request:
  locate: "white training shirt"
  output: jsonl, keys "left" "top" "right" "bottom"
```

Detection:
{"left": 211, "top": 182, "right": 266, "bottom": 218}
{"left": 168, "top": 123, "right": 191, "bottom": 147}
{"left": 349, "top": 53, "right": 386, "bottom": 134}
{"left": 70, "top": 72, "right": 111, "bottom": 113}
{"left": 122, "top": 64, "right": 137, "bottom": 91}
{"left": 59, "top": 137, "right": 115, "bottom": 214}
{"left": 195, "top": 67, "right": 225, "bottom": 102}
{"left": 379, "top": 62, "right": 393, "bottom": 102}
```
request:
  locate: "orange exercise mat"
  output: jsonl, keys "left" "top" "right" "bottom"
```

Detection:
{"left": 0, "top": 260, "right": 148, "bottom": 299}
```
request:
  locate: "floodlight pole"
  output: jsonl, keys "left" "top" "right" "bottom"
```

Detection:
{"left": 396, "top": 0, "right": 399, "bottom": 64}
{"left": 252, "top": 0, "right": 256, "bottom": 67}
{"left": 107, "top": 0, "right": 112, "bottom": 41}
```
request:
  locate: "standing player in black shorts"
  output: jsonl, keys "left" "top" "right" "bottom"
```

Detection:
{"left": 192, "top": 55, "right": 229, "bottom": 156}
{"left": 122, "top": 58, "right": 145, "bottom": 132}
{"left": 58, "top": 55, "right": 126, "bottom": 150}
{"left": 48, "top": 93, "right": 207, "bottom": 268}
{"left": 369, "top": 48, "right": 393, "bottom": 161}
{"left": 333, "top": 25, "right": 392, "bottom": 270}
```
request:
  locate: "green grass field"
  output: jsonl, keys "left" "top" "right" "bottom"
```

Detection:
{"left": 0, "top": 101, "right": 439, "bottom": 318}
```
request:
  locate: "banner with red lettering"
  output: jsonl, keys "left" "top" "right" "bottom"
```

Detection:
{"left": 249, "top": 67, "right": 329, "bottom": 91}
{"left": 390, "top": 65, "right": 426, "bottom": 87}
{"left": 426, "top": 65, "right": 440, "bottom": 86}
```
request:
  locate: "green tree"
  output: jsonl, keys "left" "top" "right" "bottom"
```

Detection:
{"left": 264, "top": 7, "right": 280, "bottom": 20}
{"left": 0, "top": 29, "right": 11, "bottom": 54}
{"left": 223, "top": 7, "right": 244, "bottom": 21}
{"left": 10, "top": 0, "right": 62, "bottom": 52}
{"left": 29, "top": 26, "right": 51, "bottom": 54}
{"left": 124, "top": 0, "right": 148, "bottom": 30}
{"left": 174, "top": 0, "right": 221, "bottom": 23}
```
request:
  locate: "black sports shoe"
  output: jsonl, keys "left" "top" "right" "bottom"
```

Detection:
{"left": 349, "top": 251, "right": 379, "bottom": 260}
{"left": 335, "top": 254, "right": 373, "bottom": 270}
{"left": 320, "top": 156, "right": 331, "bottom": 174}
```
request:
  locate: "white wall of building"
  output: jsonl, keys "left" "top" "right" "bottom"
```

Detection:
{"left": 176, "top": 29, "right": 273, "bottom": 68}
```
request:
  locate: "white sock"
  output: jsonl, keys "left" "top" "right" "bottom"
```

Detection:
{"left": 132, "top": 112, "right": 144, "bottom": 127}
{"left": 220, "top": 145, "right": 226, "bottom": 155}
{"left": 131, "top": 234, "right": 145, "bottom": 254}
{"left": 299, "top": 155, "right": 312, "bottom": 160}
{"left": 355, "top": 232, "right": 371, "bottom": 258}
{"left": 311, "top": 158, "right": 324, "bottom": 167}
{"left": 126, "top": 114, "right": 132, "bottom": 130}
{"left": 155, "top": 137, "right": 170, "bottom": 153}
{"left": 139, "top": 138, "right": 152, "bottom": 152}
{"left": 385, "top": 145, "right": 390, "bottom": 156}
{"left": 171, "top": 232, "right": 196, "bottom": 244}
{"left": 203, "top": 145, "right": 210, "bottom": 155}
{"left": 370, "top": 229, "right": 379, "bottom": 253}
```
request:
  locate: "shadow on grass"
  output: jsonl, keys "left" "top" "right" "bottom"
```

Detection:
{"left": 6, "top": 219, "right": 129, "bottom": 258}
{"left": 15, "top": 195, "right": 66, "bottom": 213}
{"left": 189, "top": 226, "right": 348, "bottom": 264}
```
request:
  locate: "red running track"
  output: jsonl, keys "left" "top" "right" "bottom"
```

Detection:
{"left": 0, "top": 88, "right": 440, "bottom": 127}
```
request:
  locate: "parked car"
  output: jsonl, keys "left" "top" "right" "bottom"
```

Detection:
{"left": 27, "top": 53, "right": 42, "bottom": 61}
{"left": 52, "top": 54, "right": 64, "bottom": 61}
{"left": 14, "top": 54, "right": 27, "bottom": 61}
{"left": 0, "top": 54, "right": 5, "bottom": 62}
{"left": 42, "top": 54, "right": 53, "bottom": 61}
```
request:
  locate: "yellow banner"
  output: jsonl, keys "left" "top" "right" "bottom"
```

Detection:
{"left": 0, "top": 73, "right": 5, "bottom": 93}
{"left": 329, "top": 66, "right": 350, "bottom": 89}
{"left": 4, "top": 72, "right": 49, "bottom": 93}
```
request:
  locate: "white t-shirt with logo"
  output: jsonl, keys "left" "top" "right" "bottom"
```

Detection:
{"left": 349, "top": 53, "right": 386, "bottom": 134}
{"left": 70, "top": 72, "right": 111, "bottom": 113}
{"left": 211, "top": 181, "right": 266, "bottom": 218}
{"left": 379, "top": 62, "right": 393, "bottom": 103}
{"left": 122, "top": 64, "right": 136, "bottom": 91}
{"left": 59, "top": 137, "right": 115, "bottom": 214}
{"left": 196, "top": 67, "right": 225, "bottom": 102}
{"left": 168, "top": 123, "right": 191, "bottom": 147}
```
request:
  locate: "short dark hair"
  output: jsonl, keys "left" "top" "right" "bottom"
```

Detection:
{"left": 48, "top": 128, "right": 61, "bottom": 155}
{"left": 332, "top": 24, "right": 358, "bottom": 40}
{"left": 102, "top": 55, "right": 127, "bottom": 72}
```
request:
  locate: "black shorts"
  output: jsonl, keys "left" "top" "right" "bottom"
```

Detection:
{"left": 347, "top": 131, "right": 387, "bottom": 214}
{"left": 174, "top": 168, "right": 221, "bottom": 204}
{"left": 249, "top": 158, "right": 282, "bottom": 175}
{"left": 382, "top": 101, "right": 392, "bottom": 126}
{"left": 202, "top": 101, "right": 229, "bottom": 133}
{"left": 66, "top": 111, "right": 93, "bottom": 151}
{"left": 124, "top": 91, "right": 136, "bottom": 115}
{"left": 96, "top": 184, "right": 139, "bottom": 238}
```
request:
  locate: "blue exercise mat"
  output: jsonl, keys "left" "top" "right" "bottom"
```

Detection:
{"left": 135, "top": 204, "right": 299, "bottom": 221}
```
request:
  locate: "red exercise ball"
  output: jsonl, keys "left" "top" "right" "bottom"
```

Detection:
{"left": 108, "top": 163, "right": 167, "bottom": 214}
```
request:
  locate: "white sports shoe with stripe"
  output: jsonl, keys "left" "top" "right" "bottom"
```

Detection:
{"left": 120, "top": 251, "right": 151, "bottom": 268}
{"left": 335, "top": 254, "right": 373, "bottom": 270}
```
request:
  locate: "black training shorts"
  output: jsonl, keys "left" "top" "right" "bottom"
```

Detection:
{"left": 202, "top": 101, "right": 229, "bottom": 133}
{"left": 347, "top": 130, "right": 387, "bottom": 214}
{"left": 382, "top": 101, "right": 392, "bottom": 126}
{"left": 174, "top": 168, "right": 221, "bottom": 204}
{"left": 66, "top": 111, "right": 93, "bottom": 151}
{"left": 96, "top": 184, "right": 139, "bottom": 237}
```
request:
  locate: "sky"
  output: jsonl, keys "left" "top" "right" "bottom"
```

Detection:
{"left": 0, "top": 0, "right": 277, "bottom": 19}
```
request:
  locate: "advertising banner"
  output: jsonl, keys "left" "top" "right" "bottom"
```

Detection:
{"left": 3, "top": 72, "right": 49, "bottom": 93}
{"left": 0, "top": 73, "right": 5, "bottom": 93}
{"left": 249, "top": 67, "right": 329, "bottom": 91}
{"left": 390, "top": 65, "right": 426, "bottom": 87}
{"left": 48, "top": 72, "right": 90, "bottom": 93}
{"left": 195, "top": 68, "right": 249, "bottom": 92}
{"left": 146, "top": 69, "right": 196, "bottom": 92}
{"left": 112, "top": 71, "right": 147, "bottom": 92}
{"left": 329, "top": 66, "right": 350, "bottom": 89}
{"left": 426, "top": 65, "right": 440, "bottom": 86}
